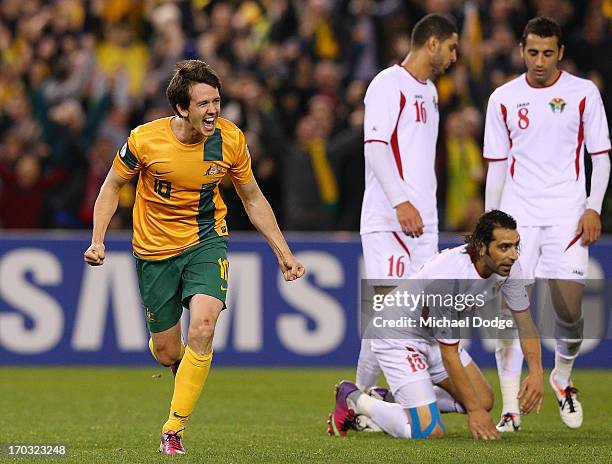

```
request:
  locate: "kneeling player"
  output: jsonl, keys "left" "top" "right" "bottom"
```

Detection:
{"left": 327, "top": 210, "right": 544, "bottom": 439}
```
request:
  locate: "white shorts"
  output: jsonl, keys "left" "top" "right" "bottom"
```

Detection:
{"left": 361, "top": 231, "right": 438, "bottom": 279}
{"left": 518, "top": 219, "right": 588, "bottom": 281}
{"left": 370, "top": 338, "right": 472, "bottom": 408}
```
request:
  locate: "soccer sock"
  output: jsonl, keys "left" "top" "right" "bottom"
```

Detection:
{"left": 162, "top": 346, "right": 212, "bottom": 435}
{"left": 148, "top": 337, "right": 185, "bottom": 366}
{"left": 433, "top": 386, "right": 465, "bottom": 414}
{"left": 553, "top": 317, "right": 583, "bottom": 388}
{"left": 553, "top": 352, "right": 575, "bottom": 389}
{"left": 496, "top": 336, "right": 523, "bottom": 414}
{"left": 348, "top": 391, "right": 411, "bottom": 438}
{"left": 148, "top": 337, "right": 158, "bottom": 362}
{"left": 355, "top": 339, "right": 382, "bottom": 390}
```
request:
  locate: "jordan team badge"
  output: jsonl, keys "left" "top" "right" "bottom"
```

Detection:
{"left": 549, "top": 98, "right": 566, "bottom": 114}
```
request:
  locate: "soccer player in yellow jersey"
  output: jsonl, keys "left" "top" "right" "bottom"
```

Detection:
{"left": 83, "top": 60, "right": 305, "bottom": 455}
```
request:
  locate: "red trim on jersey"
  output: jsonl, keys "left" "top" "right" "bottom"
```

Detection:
{"left": 511, "top": 305, "right": 530, "bottom": 313}
{"left": 392, "top": 231, "right": 412, "bottom": 260}
{"left": 500, "top": 104, "right": 513, "bottom": 149}
{"left": 484, "top": 157, "right": 508, "bottom": 161}
{"left": 437, "top": 340, "right": 460, "bottom": 346}
{"left": 575, "top": 97, "right": 586, "bottom": 180}
{"left": 589, "top": 149, "right": 611, "bottom": 155}
{"left": 564, "top": 233, "right": 582, "bottom": 252}
{"left": 510, "top": 157, "right": 516, "bottom": 178}
{"left": 390, "top": 92, "right": 407, "bottom": 179}
{"left": 524, "top": 70, "right": 563, "bottom": 89}
{"left": 364, "top": 139, "right": 389, "bottom": 145}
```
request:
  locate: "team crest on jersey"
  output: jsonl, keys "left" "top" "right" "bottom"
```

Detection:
{"left": 206, "top": 164, "right": 225, "bottom": 176}
{"left": 549, "top": 98, "right": 566, "bottom": 114}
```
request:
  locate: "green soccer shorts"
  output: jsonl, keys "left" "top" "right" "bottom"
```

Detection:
{"left": 135, "top": 237, "right": 229, "bottom": 333}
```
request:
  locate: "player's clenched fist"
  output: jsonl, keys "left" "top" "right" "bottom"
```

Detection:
{"left": 84, "top": 243, "right": 106, "bottom": 266}
{"left": 279, "top": 255, "right": 305, "bottom": 281}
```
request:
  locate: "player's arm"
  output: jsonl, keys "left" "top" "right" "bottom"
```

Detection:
{"left": 438, "top": 342, "right": 499, "bottom": 440}
{"left": 578, "top": 153, "right": 610, "bottom": 245}
{"left": 579, "top": 85, "right": 612, "bottom": 246}
{"left": 484, "top": 160, "right": 507, "bottom": 211}
{"left": 483, "top": 92, "right": 510, "bottom": 210}
{"left": 84, "top": 167, "right": 130, "bottom": 266}
{"left": 234, "top": 177, "right": 304, "bottom": 281}
{"left": 364, "top": 143, "right": 423, "bottom": 237}
{"left": 512, "top": 308, "right": 544, "bottom": 414}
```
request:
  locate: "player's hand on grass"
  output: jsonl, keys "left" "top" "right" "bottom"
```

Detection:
{"left": 279, "top": 255, "right": 305, "bottom": 281}
{"left": 84, "top": 243, "right": 106, "bottom": 266}
{"left": 518, "top": 372, "right": 544, "bottom": 415}
{"left": 468, "top": 409, "right": 500, "bottom": 440}
{"left": 577, "top": 209, "right": 601, "bottom": 246}
{"left": 395, "top": 201, "right": 423, "bottom": 237}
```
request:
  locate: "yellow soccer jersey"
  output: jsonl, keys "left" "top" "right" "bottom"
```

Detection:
{"left": 112, "top": 116, "right": 253, "bottom": 260}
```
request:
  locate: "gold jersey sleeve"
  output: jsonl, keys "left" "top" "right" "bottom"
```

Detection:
{"left": 227, "top": 126, "right": 254, "bottom": 185}
{"left": 112, "top": 136, "right": 143, "bottom": 179}
{"left": 111, "top": 117, "right": 254, "bottom": 260}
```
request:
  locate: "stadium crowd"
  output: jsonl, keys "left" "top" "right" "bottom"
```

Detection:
{"left": 0, "top": 0, "right": 610, "bottom": 232}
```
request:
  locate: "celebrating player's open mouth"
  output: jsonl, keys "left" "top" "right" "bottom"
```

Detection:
{"left": 202, "top": 116, "right": 216, "bottom": 133}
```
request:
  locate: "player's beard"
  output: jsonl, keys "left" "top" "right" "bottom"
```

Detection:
{"left": 431, "top": 55, "right": 449, "bottom": 77}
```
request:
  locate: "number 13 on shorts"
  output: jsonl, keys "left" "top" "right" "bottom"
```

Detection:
{"left": 406, "top": 346, "right": 428, "bottom": 373}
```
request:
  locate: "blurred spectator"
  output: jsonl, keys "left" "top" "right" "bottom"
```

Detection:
{"left": 283, "top": 114, "right": 338, "bottom": 230}
{"left": 0, "top": 154, "right": 64, "bottom": 228}
{"left": 0, "top": 0, "right": 609, "bottom": 232}
{"left": 444, "top": 107, "right": 484, "bottom": 232}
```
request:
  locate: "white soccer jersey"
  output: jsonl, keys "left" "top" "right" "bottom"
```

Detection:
{"left": 379, "top": 245, "right": 529, "bottom": 344}
{"left": 361, "top": 64, "right": 440, "bottom": 234}
{"left": 484, "top": 71, "right": 611, "bottom": 226}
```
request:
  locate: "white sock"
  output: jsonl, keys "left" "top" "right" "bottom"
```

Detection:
{"left": 351, "top": 392, "right": 411, "bottom": 438}
{"left": 499, "top": 377, "right": 521, "bottom": 415}
{"left": 553, "top": 352, "right": 575, "bottom": 389}
{"left": 434, "top": 386, "right": 465, "bottom": 414}
{"left": 496, "top": 337, "right": 523, "bottom": 414}
{"left": 355, "top": 339, "right": 382, "bottom": 389}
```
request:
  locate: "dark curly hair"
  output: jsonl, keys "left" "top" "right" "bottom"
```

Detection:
{"left": 465, "top": 210, "right": 517, "bottom": 262}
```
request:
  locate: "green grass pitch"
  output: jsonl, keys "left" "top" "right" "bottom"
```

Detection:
{"left": 1, "top": 367, "right": 611, "bottom": 463}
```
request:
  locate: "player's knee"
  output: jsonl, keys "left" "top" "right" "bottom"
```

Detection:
{"left": 189, "top": 317, "right": 217, "bottom": 342}
{"left": 155, "top": 344, "right": 182, "bottom": 366}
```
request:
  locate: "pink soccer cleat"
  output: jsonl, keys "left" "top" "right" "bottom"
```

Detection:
{"left": 159, "top": 430, "right": 186, "bottom": 455}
